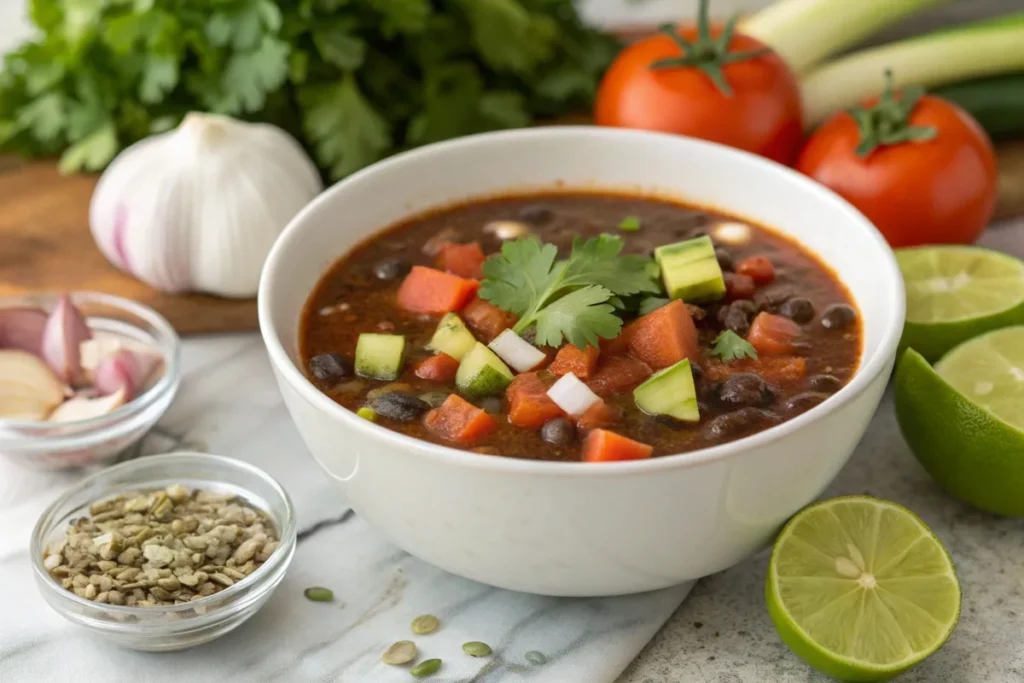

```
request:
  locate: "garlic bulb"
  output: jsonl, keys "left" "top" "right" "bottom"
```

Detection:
{"left": 89, "top": 113, "right": 323, "bottom": 298}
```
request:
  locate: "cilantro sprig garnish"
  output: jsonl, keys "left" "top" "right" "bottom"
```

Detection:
{"left": 710, "top": 330, "right": 758, "bottom": 362}
{"left": 479, "top": 235, "right": 660, "bottom": 348}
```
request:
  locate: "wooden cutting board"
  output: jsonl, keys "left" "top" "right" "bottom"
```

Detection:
{"left": 3, "top": 141, "right": 1024, "bottom": 336}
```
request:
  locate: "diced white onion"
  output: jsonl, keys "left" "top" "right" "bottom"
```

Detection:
{"left": 546, "top": 372, "right": 600, "bottom": 416}
{"left": 711, "top": 222, "right": 752, "bottom": 246}
{"left": 487, "top": 329, "right": 546, "bottom": 373}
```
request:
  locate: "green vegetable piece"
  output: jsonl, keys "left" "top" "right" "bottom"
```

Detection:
{"left": 426, "top": 313, "right": 477, "bottom": 361}
{"left": 710, "top": 330, "right": 758, "bottom": 362}
{"left": 410, "top": 659, "right": 442, "bottom": 678}
{"left": 304, "top": 586, "right": 334, "bottom": 602}
{"left": 525, "top": 651, "right": 548, "bottom": 665}
{"left": 633, "top": 358, "right": 700, "bottom": 422}
{"left": 849, "top": 70, "right": 937, "bottom": 158}
{"left": 654, "top": 235, "right": 725, "bottom": 303}
{"left": 455, "top": 343, "right": 514, "bottom": 399}
{"left": 618, "top": 215, "right": 641, "bottom": 232}
{"left": 355, "top": 333, "right": 406, "bottom": 381}
{"left": 463, "top": 641, "right": 493, "bottom": 657}
{"left": 357, "top": 406, "right": 377, "bottom": 421}
{"left": 411, "top": 614, "right": 440, "bottom": 635}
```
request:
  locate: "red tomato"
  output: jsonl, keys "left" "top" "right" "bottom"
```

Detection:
{"left": 724, "top": 272, "right": 755, "bottom": 301}
{"left": 595, "top": 24, "right": 803, "bottom": 164}
{"left": 736, "top": 256, "right": 775, "bottom": 285}
{"left": 797, "top": 89, "right": 997, "bottom": 248}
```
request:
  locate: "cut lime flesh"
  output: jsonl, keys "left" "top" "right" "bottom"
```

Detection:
{"left": 897, "top": 246, "right": 1024, "bottom": 324}
{"left": 767, "top": 496, "right": 960, "bottom": 681}
{"left": 935, "top": 327, "right": 1024, "bottom": 431}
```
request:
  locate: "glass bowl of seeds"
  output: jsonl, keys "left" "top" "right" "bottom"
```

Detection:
{"left": 30, "top": 451, "right": 296, "bottom": 651}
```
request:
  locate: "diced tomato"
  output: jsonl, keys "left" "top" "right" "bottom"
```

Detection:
{"left": 461, "top": 297, "right": 518, "bottom": 342}
{"left": 506, "top": 372, "right": 564, "bottom": 429}
{"left": 625, "top": 299, "right": 699, "bottom": 370}
{"left": 724, "top": 272, "right": 756, "bottom": 301}
{"left": 703, "top": 356, "right": 807, "bottom": 386}
{"left": 549, "top": 344, "right": 601, "bottom": 379}
{"left": 414, "top": 353, "right": 460, "bottom": 382}
{"left": 736, "top": 256, "right": 775, "bottom": 285}
{"left": 436, "top": 241, "right": 487, "bottom": 279}
{"left": 587, "top": 356, "right": 652, "bottom": 396}
{"left": 582, "top": 429, "right": 653, "bottom": 462}
{"left": 747, "top": 312, "right": 802, "bottom": 356}
{"left": 397, "top": 266, "right": 479, "bottom": 316}
{"left": 599, "top": 333, "right": 631, "bottom": 356}
{"left": 575, "top": 399, "right": 619, "bottom": 434}
{"left": 423, "top": 394, "right": 497, "bottom": 445}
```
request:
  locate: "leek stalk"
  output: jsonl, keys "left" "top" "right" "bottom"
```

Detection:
{"left": 801, "top": 13, "right": 1024, "bottom": 126}
{"left": 739, "top": 0, "right": 951, "bottom": 75}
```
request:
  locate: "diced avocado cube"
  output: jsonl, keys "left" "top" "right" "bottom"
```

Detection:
{"left": 426, "top": 313, "right": 477, "bottom": 361}
{"left": 455, "top": 342, "right": 514, "bottom": 398}
{"left": 654, "top": 235, "right": 725, "bottom": 303}
{"left": 633, "top": 358, "right": 699, "bottom": 422}
{"left": 355, "top": 333, "right": 406, "bottom": 381}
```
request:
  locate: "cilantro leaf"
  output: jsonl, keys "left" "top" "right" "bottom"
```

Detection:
{"left": 139, "top": 55, "right": 179, "bottom": 104}
{"left": 312, "top": 26, "right": 366, "bottom": 70}
{"left": 561, "top": 234, "right": 660, "bottom": 297}
{"left": 478, "top": 238, "right": 560, "bottom": 318}
{"left": 370, "top": 0, "right": 431, "bottom": 36}
{"left": 638, "top": 297, "right": 671, "bottom": 315}
{"left": 59, "top": 122, "right": 118, "bottom": 173}
{"left": 215, "top": 36, "right": 290, "bottom": 113}
{"left": 710, "top": 330, "right": 758, "bottom": 363}
{"left": 535, "top": 285, "right": 621, "bottom": 349}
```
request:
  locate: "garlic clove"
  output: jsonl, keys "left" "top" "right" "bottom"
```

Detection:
{"left": 41, "top": 294, "right": 93, "bottom": 385}
{"left": 0, "top": 307, "right": 48, "bottom": 354}
{"left": 0, "top": 350, "right": 67, "bottom": 420}
{"left": 48, "top": 386, "right": 128, "bottom": 423}
{"left": 93, "top": 347, "right": 163, "bottom": 400}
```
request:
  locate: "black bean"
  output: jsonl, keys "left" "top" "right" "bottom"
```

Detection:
{"left": 518, "top": 204, "right": 553, "bottom": 224}
{"left": 418, "top": 391, "right": 451, "bottom": 408}
{"left": 715, "top": 248, "right": 734, "bottom": 272}
{"left": 308, "top": 354, "right": 352, "bottom": 384}
{"left": 369, "top": 393, "right": 430, "bottom": 421}
{"left": 723, "top": 307, "right": 751, "bottom": 336}
{"left": 373, "top": 258, "right": 410, "bottom": 281}
{"left": 690, "top": 362, "right": 703, "bottom": 382}
{"left": 778, "top": 297, "right": 815, "bottom": 323}
{"left": 731, "top": 300, "right": 758, "bottom": 316}
{"left": 703, "top": 408, "right": 780, "bottom": 440}
{"left": 808, "top": 374, "right": 844, "bottom": 393}
{"left": 821, "top": 304, "right": 857, "bottom": 331}
{"left": 717, "top": 373, "right": 773, "bottom": 408}
{"left": 541, "top": 418, "right": 575, "bottom": 446}
{"left": 757, "top": 287, "right": 794, "bottom": 311}
{"left": 477, "top": 396, "right": 503, "bottom": 414}
{"left": 782, "top": 392, "right": 830, "bottom": 414}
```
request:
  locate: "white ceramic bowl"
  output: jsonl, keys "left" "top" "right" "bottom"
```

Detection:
{"left": 259, "top": 127, "right": 904, "bottom": 597}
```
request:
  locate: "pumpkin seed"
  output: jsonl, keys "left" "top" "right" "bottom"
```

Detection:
{"left": 410, "top": 614, "right": 440, "bottom": 635}
{"left": 382, "top": 640, "right": 417, "bottom": 665}
{"left": 410, "top": 659, "right": 441, "bottom": 678}
{"left": 304, "top": 586, "right": 334, "bottom": 602}
{"left": 525, "top": 651, "right": 547, "bottom": 665}
{"left": 462, "top": 641, "right": 493, "bottom": 657}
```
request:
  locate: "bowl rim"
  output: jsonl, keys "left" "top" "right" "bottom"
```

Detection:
{"left": 29, "top": 451, "right": 297, "bottom": 623}
{"left": 258, "top": 126, "right": 905, "bottom": 476}
{"left": 0, "top": 290, "right": 181, "bottom": 448}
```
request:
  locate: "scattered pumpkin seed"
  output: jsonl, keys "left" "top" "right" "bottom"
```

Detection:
{"left": 410, "top": 658, "right": 441, "bottom": 678}
{"left": 525, "top": 651, "right": 547, "bottom": 665}
{"left": 410, "top": 614, "right": 440, "bottom": 635}
{"left": 382, "top": 640, "right": 417, "bottom": 665}
{"left": 357, "top": 406, "right": 376, "bottom": 421}
{"left": 304, "top": 586, "right": 334, "bottom": 602}
{"left": 462, "top": 641, "right": 493, "bottom": 657}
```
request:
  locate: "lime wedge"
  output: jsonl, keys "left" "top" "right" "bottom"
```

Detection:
{"left": 895, "top": 331, "right": 1024, "bottom": 516}
{"left": 896, "top": 246, "right": 1024, "bottom": 361}
{"left": 766, "top": 496, "right": 960, "bottom": 682}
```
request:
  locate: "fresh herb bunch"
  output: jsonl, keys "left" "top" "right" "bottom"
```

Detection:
{"left": 0, "top": 0, "right": 620, "bottom": 177}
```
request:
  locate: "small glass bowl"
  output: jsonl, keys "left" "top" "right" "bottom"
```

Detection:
{"left": 30, "top": 452, "right": 296, "bottom": 651}
{"left": 0, "top": 291, "right": 181, "bottom": 470}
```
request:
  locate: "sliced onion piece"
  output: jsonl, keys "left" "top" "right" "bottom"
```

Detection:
{"left": 0, "top": 350, "right": 67, "bottom": 420}
{"left": 0, "top": 307, "right": 47, "bottom": 354}
{"left": 93, "top": 347, "right": 164, "bottom": 400}
{"left": 49, "top": 386, "right": 128, "bottom": 422}
{"left": 487, "top": 329, "right": 546, "bottom": 373}
{"left": 711, "top": 222, "right": 752, "bottom": 246}
{"left": 547, "top": 372, "right": 601, "bottom": 417}
{"left": 41, "top": 294, "right": 93, "bottom": 384}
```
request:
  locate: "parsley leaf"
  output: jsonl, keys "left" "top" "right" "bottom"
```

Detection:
{"left": 710, "top": 330, "right": 758, "bottom": 363}
{"left": 479, "top": 235, "right": 659, "bottom": 348}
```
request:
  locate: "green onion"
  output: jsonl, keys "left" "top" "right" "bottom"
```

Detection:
{"left": 801, "top": 12, "right": 1024, "bottom": 125}
{"left": 739, "top": 0, "right": 950, "bottom": 75}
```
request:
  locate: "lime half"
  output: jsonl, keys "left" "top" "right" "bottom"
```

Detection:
{"left": 896, "top": 246, "right": 1024, "bottom": 361}
{"left": 767, "top": 496, "right": 960, "bottom": 682}
{"left": 896, "top": 329, "right": 1024, "bottom": 516}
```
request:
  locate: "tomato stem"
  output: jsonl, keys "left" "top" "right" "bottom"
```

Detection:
{"left": 850, "top": 70, "right": 938, "bottom": 158}
{"left": 648, "top": 0, "right": 769, "bottom": 97}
